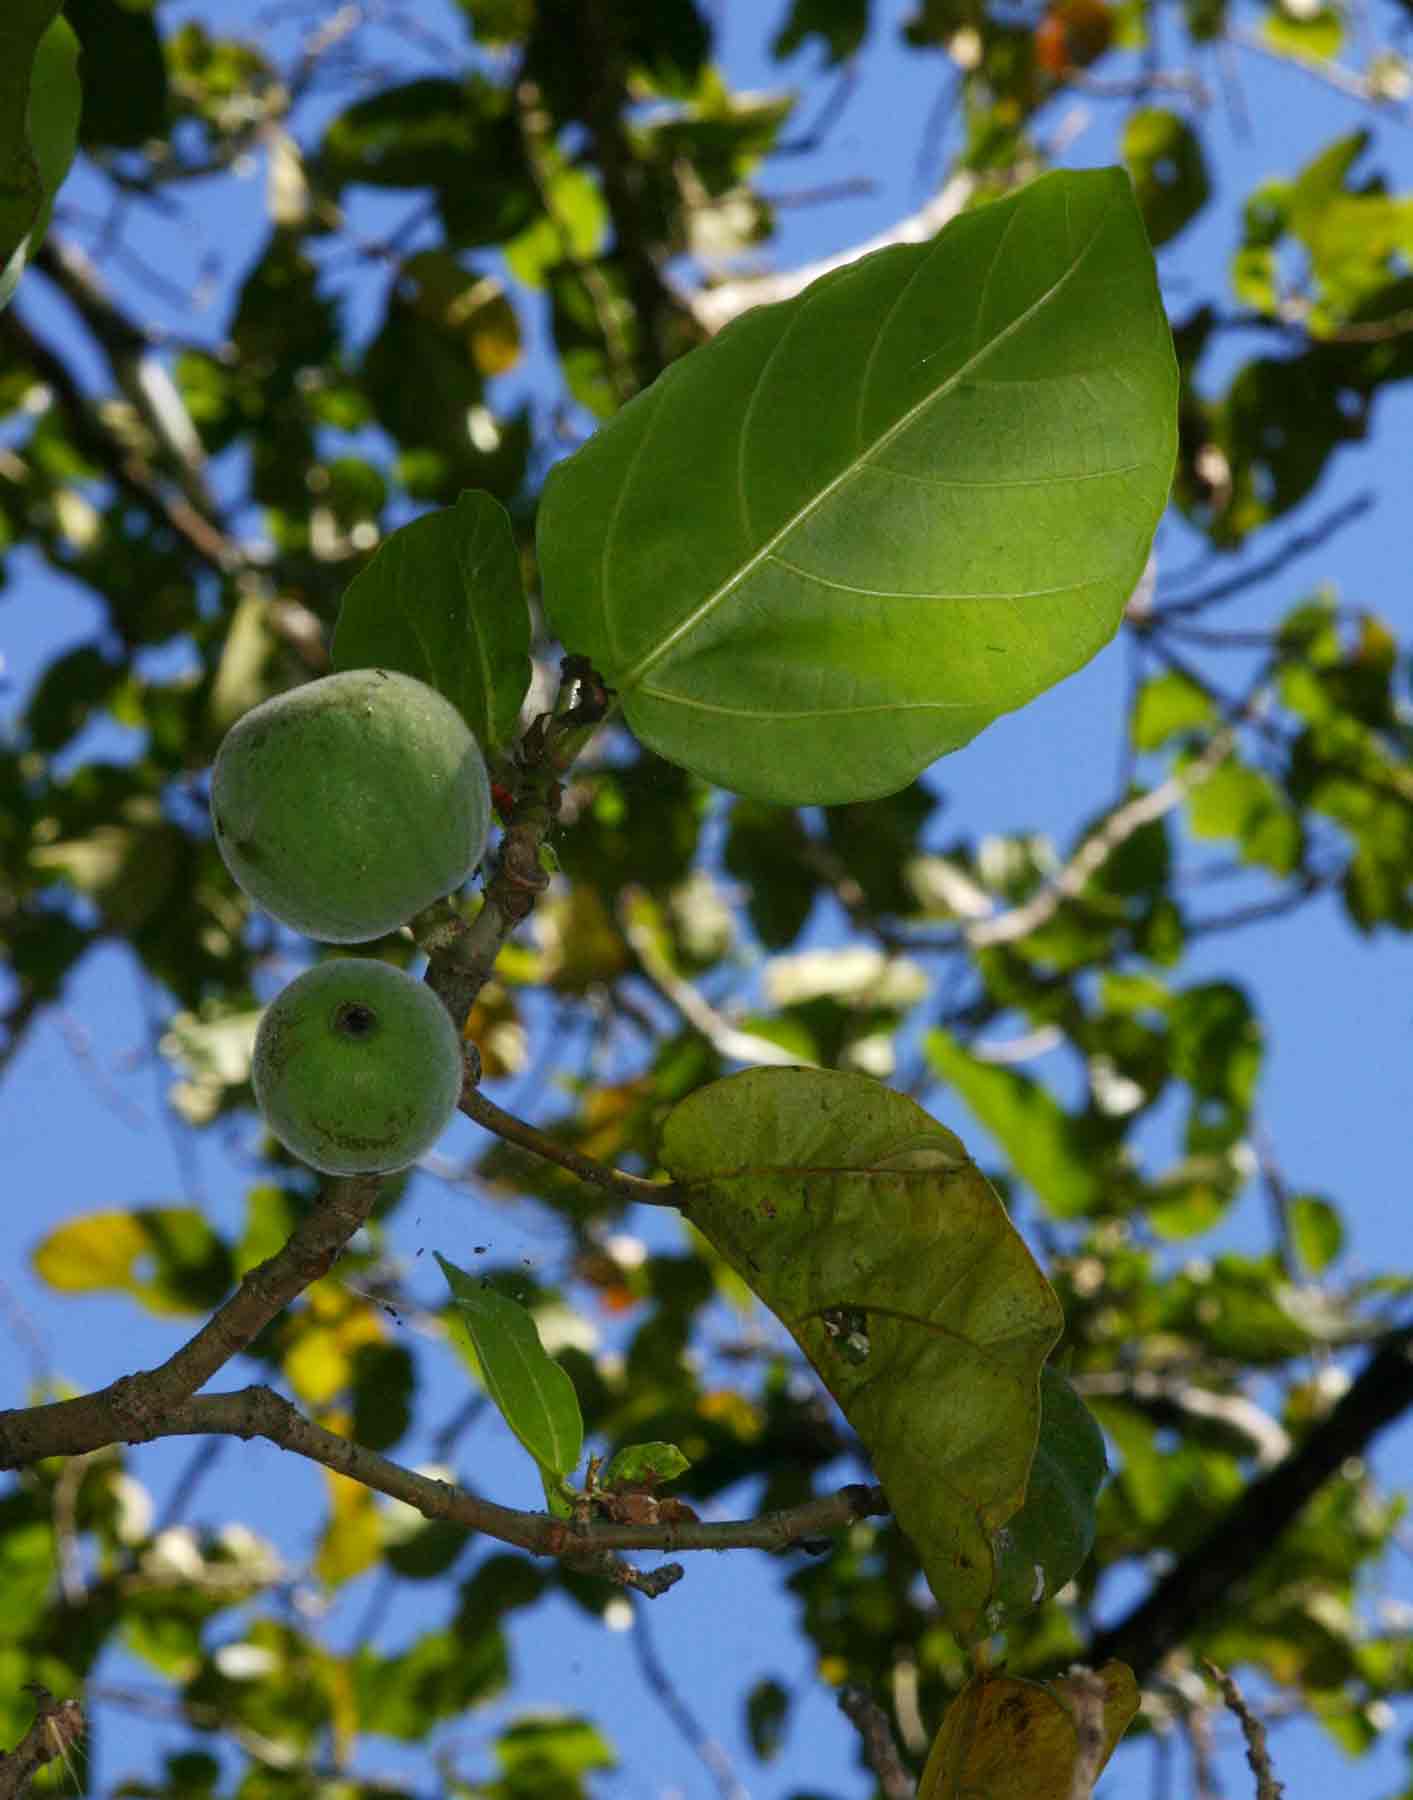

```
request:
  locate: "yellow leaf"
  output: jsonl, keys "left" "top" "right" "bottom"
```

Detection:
{"left": 919, "top": 1663, "right": 1139, "bottom": 1799}
{"left": 33, "top": 1212, "right": 150, "bottom": 1294}
{"left": 315, "top": 1470, "right": 382, "bottom": 1587}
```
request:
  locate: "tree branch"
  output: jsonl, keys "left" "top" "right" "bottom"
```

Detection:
{"left": 127, "top": 1385, "right": 892, "bottom": 1565}
{"left": 838, "top": 1687, "right": 915, "bottom": 1800}
{"left": 1086, "top": 1322, "right": 1413, "bottom": 1681}
{"left": 1156, "top": 492, "right": 1374, "bottom": 620}
{"left": 1064, "top": 1667, "right": 1110, "bottom": 1800}
{"left": 632, "top": 1601, "right": 750, "bottom": 1798}
{"left": 963, "top": 727, "right": 1236, "bottom": 949}
{"left": 0, "top": 1174, "right": 382, "bottom": 1469}
{"left": 0, "top": 304, "right": 240, "bottom": 578}
{"left": 1204, "top": 1663, "right": 1286, "bottom": 1800}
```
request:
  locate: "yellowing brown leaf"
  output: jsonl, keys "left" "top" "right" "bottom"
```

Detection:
{"left": 919, "top": 1663, "right": 1139, "bottom": 1800}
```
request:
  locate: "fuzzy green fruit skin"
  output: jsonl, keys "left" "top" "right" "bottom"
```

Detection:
{"left": 253, "top": 960, "right": 463, "bottom": 1175}
{"left": 211, "top": 669, "right": 490, "bottom": 943}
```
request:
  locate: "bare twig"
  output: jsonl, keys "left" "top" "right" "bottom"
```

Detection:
{"left": 1088, "top": 1322, "right": 1413, "bottom": 1679}
{"left": 1070, "top": 1371, "right": 1291, "bottom": 1467}
{"left": 632, "top": 1601, "right": 750, "bottom": 1799}
{"left": 1156, "top": 492, "right": 1374, "bottom": 619}
{"left": 619, "top": 890, "right": 817, "bottom": 1069}
{"left": 838, "top": 1686, "right": 914, "bottom": 1800}
{"left": 0, "top": 305, "right": 241, "bottom": 576}
{"left": 1187, "top": 873, "right": 1329, "bottom": 938}
{"left": 1204, "top": 1662, "right": 1287, "bottom": 1799}
{"left": 153, "top": 1437, "right": 229, "bottom": 1533}
{"left": 1229, "top": 25, "right": 1412, "bottom": 112}
{"left": 133, "top": 1386, "right": 892, "bottom": 1564}
{"left": 458, "top": 1084, "right": 681, "bottom": 1208}
{"left": 964, "top": 727, "right": 1236, "bottom": 949}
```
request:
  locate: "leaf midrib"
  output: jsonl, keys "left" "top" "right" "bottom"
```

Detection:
{"left": 616, "top": 188, "right": 1118, "bottom": 694}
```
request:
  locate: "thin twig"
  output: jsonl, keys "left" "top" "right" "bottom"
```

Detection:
{"left": 459, "top": 1084, "right": 681, "bottom": 1208}
{"left": 964, "top": 727, "right": 1236, "bottom": 948}
{"left": 619, "top": 890, "right": 817, "bottom": 1069}
{"left": 1204, "top": 1662, "right": 1287, "bottom": 1799}
{"left": 1157, "top": 492, "right": 1374, "bottom": 619}
{"left": 153, "top": 1437, "right": 229, "bottom": 1533}
{"left": 135, "top": 1386, "right": 892, "bottom": 1565}
{"left": 1229, "top": 24, "right": 1412, "bottom": 112}
{"left": 838, "top": 1687, "right": 914, "bottom": 1800}
{"left": 632, "top": 1600, "right": 750, "bottom": 1799}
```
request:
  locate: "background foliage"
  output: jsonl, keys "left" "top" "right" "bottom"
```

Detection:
{"left": 1, "top": 0, "right": 1412, "bottom": 1795}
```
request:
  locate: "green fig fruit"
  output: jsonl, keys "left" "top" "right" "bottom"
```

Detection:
{"left": 252, "top": 959, "right": 464, "bottom": 1175}
{"left": 211, "top": 668, "right": 491, "bottom": 943}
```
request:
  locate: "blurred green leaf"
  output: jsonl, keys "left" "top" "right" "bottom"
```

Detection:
{"left": 773, "top": 0, "right": 870, "bottom": 63}
{"left": 1290, "top": 1194, "right": 1345, "bottom": 1273}
{"left": 926, "top": 1029, "right": 1103, "bottom": 1218}
{"left": 746, "top": 1675, "right": 791, "bottom": 1760}
{"left": 1123, "top": 108, "right": 1210, "bottom": 247}
{"left": 65, "top": 0, "right": 168, "bottom": 147}
{"left": 1132, "top": 670, "right": 1216, "bottom": 750}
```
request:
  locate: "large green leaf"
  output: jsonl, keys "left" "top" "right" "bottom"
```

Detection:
{"left": 437, "top": 1254, "right": 584, "bottom": 1481}
{"left": 0, "top": 9, "right": 80, "bottom": 312}
{"left": 991, "top": 1367, "right": 1107, "bottom": 1620}
{"left": 658, "top": 1067, "right": 1062, "bottom": 1639}
{"left": 538, "top": 167, "right": 1177, "bottom": 804}
{"left": 333, "top": 491, "right": 532, "bottom": 754}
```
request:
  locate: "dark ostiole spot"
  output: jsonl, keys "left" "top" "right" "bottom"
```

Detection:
{"left": 333, "top": 1001, "right": 379, "bottom": 1039}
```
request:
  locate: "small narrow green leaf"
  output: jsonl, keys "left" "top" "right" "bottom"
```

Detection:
{"left": 926, "top": 1030, "right": 1102, "bottom": 1219}
{"left": 991, "top": 1368, "right": 1107, "bottom": 1621}
{"left": 437, "top": 1254, "right": 584, "bottom": 1480}
{"left": 333, "top": 490, "right": 531, "bottom": 753}
{"left": 539, "top": 167, "right": 1177, "bottom": 804}
{"left": 659, "top": 1067, "right": 1062, "bottom": 1641}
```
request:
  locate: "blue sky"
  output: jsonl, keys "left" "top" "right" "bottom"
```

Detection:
{"left": 2, "top": 0, "right": 1413, "bottom": 1794}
